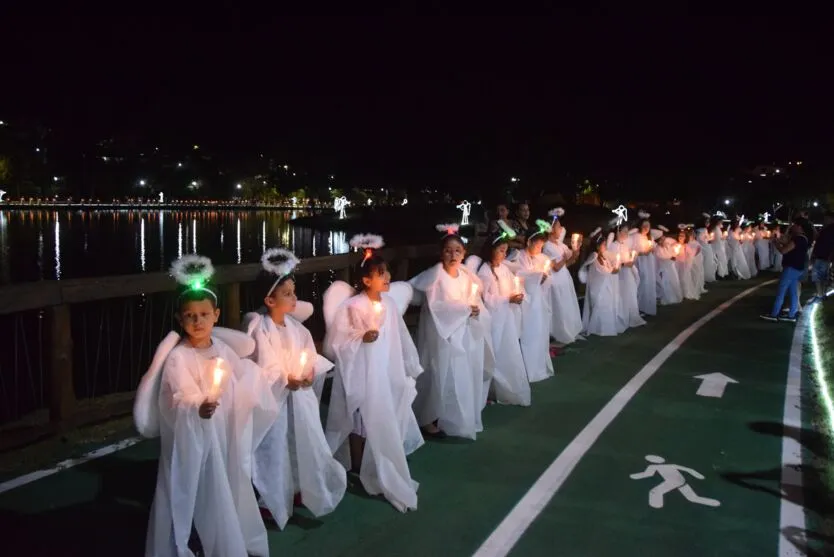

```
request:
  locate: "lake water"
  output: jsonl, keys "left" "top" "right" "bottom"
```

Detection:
{"left": 0, "top": 209, "right": 354, "bottom": 284}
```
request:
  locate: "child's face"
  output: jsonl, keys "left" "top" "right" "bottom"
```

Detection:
{"left": 496, "top": 204, "right": 509, "bottom": 220}
{"left": 362, "top": 265, "right": 391, "bottom": 293}
{"left": 517, "top": 204, "right": 530, "bottom": 221}
{"left": 441, "top": 238, "right": 466, "bottom": 270}
{"left": 641, "top": 221, "right": 650, "bottom": 234}
{"left": 617, "top": 228, "right": 628, "bottom": 242}
{"left": 491, "top": 243, "right": 508, "bottom": 265}
{"left": 177, "top": 299, "right": 219, "bottom": 344}
{"left": 527, "top": 237, "right": 544, "bottom": 255}
{"left": 552, "top": 221, "right": 563, "bottom": 239}
{"left": 265, "top": 278, "right": 297, "bottom": 315}
{"left": 678, "top": 231, "right": 685, "bottom": 243}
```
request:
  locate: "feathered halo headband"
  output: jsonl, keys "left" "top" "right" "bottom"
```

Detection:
{"left": 548, "top": 207, "right": 565, "bottom": 224}
{"left": 349, "top": 233, "right": 385, "bottom": 266}
{"left": 528, "top": 219, "right": 553, "bottom": 241}
{"left": 261, "top": 247, "right": 300, "bottom": 296}
{"left": 436, "top": 223, "right": 468, "bottom": 244}
{"left": 492, "top": 220, "right": 517, "bottom": 244}
{"left": 170, "top": 254, "right": 217, "bottom": 302}
{"left": 638, "top": 210, "right": 651, "bottom": 220}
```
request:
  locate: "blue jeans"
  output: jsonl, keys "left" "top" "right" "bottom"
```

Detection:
{"left": 770, "top": 267, "right": 804, "bottom": 318}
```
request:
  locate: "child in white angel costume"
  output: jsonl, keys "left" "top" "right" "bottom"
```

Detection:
{"left": 631, "top": 212, "right": 664, "bottom": 316}
{"left": 607, "top": 225, "right": 645, "bottom": 329}
{"left": 466, "top": 222, "right": 531, "bottom": 405}
{"left": 579, "top": 230, "right": 625, "bottom": 337}
{"left": 542, "top": 208, "right": 583, "bottom": 344}
{"left": 505, "top": 218, "right": 555, "bottom": 382}
{"left": 654, "top": 230, "right": 684, "bottom": 305}
{"left": 241, "top": 248, "right": 346, "bottom": 530}
{"left": 409, "top": 224, "right": 494, "bottom": 440}
{"left": 134, "top": 255, "right": 279, "bottom": 557}
{"left": 323, "top": 233, "right": 424, "bottom": 512}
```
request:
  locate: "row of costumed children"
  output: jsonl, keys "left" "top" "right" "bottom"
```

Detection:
{"left": 131, "top": 206, "right": 767, "bottom": 556}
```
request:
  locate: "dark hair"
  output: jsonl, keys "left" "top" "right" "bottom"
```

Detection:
{"left": 478, "top": 232, "right": 508, "bottom": 275}
{"left": 176, "top": 285, "right": 218, "bottom": 311}
{"left": 257, "top": 270, "right": 294, "bottom": 299}
{"left": 440, "top": 233, "right": 466, "bottom": 251}
{"left": 356, "top": 253, "right": 388, "bottom": 291}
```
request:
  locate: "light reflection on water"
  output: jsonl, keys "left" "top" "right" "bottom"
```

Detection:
{"left": 0, "top": 209, "right": 349, "bottom": 284}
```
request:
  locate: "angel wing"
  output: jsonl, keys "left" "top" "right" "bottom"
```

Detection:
{"left": 464, "top": 254, "right": 482, "bottom": 273}
{"left": 211, "top": 326, "right": 256, "bottom": 358}
{"left": 290, "top": 300, "right": 314, "bottom": 323}
{"left": 387, "top": 281, "right": 414, "bottom": 316}
{"left": 323, "top": 280, "right": 356, "bottom": 329}
{"left": 650, "top": 229, "right": 664, "bottom": 241}
{"left": 242, "top": 311, "right": 262, "bottom": 336}
{"left": 134, "top": 330, "right": 181, "bottom": 438}
{"left": 578, "top": 252, "right": 598, "bottom": 284}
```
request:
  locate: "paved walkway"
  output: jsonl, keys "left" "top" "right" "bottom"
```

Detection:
{"left": 0, "top": 277, "right": 830, "bottom": 556}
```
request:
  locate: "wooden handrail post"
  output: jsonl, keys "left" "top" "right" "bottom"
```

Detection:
{"left": 225, "top": 282, "right": 241, "bottom": 329}
{"left": 49, "top": 304, "right": 76, "bottom": 424}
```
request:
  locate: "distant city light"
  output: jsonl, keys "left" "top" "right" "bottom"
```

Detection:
{"left": 283, "top": 165, "right": 289, "bottom": 170}
{"left": 102, "top": 156, "right": 109, "bottom": 162}
{"left": 510, "top": 177, "right": 519, "bottom": 183}
{"left": 329, "top": 175, "right": 335, "bottom": 180}
{"left": 747, "top": 180, "right": 752, "bottom": 184}
{"left": 236, "top": 183, "right": 242, "bottom": 189}
{"left": 724, "top": 199, "right": 731, "bottom": 205}
{"left": 191, "top": 181, "right": 198, "bottom": 186}
{"left": 775, "top": 168, "right": 781, "bottom": 173}
{"left": 177, "top": 162, "right": 183, "bottom": 168}
{"left": 53, "top": 176, "right": 59, "bottom": 182}
{"left": 797, "top": 161, "right": 803, "bottom": 165}
{"left": 367, "top": 199, "right": 372, "bottom": 205}
{"left": 35, "top": 148, "right": 40, "bottom": 152}
{"left": 139, "top": 179, "right": 146, "bottom": 186}
{"left": 813, "top": 201, "right": 819, "bottom": 207}
{"left": 0, "top": 120, "right": 5, "bottom": 126}
{"left": 193, "top": 145, "right": 199, "bottom": 150}
{"left": 760, "top": 173, "right": 767, "bottom": 177}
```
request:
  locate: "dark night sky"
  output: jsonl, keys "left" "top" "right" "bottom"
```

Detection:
{"left": 2, "top": 17, "right": 832, "bottom": 187}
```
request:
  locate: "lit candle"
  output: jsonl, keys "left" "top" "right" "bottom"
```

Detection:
{"left": 571, "top": 233, "right": 580, "bottom": 249}
{"left": 372, "top": 300, "right": 383, "bottom": 329}
{"left": 513, "top": 276, "right": 521, "bottom": 295}
{"left": 674, "top": 244, "right": 681, "bottom": 256}
{"left": 298, "top": 350, "right": 308, "bottom": 381}
{"left": 630, "top": 249, "right": 636, "bottom": 262}
{"left": 209, "top": 358, "right": 225, "bottom": 401}
{"left": 615, "top": 253, "right": 621, "bottom": 267}
{"left": 543, "top": 260, "right": 551, "bottom": 274}
{"left": 469, "top": 283, "right": 479, "bottom": 305}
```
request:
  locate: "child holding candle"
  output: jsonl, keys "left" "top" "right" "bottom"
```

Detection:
{"left": 654, "top": 229, "right": 684, "bottom": 305}
{"left": 631, "top": 211, "right": 664, "bottom": 316}
{"left": 134, "top": 255, "right": 279, "bottom": 557}
{"left": 410, "top": 224, "right": 494, "bottom": 440}
{"left": 542, "top": 208, "right": 584, "bottom": 344}
{"left": 676, "top": 225, "right": 702, "bottom": 300}
{"left": 710, "top": 216, "right": 729, "bottom": 279}
{"left": 742, "top": 222, "right": 758, "bottom": 277}
{"left": 469, "top": 221, "right": 531, "bottom": 406}
{"left": 607, "top": 225, "right": 645, "bottom": 329}
{"left": 242, "top": 247, "right": 346, "bottom": 530}
{"left": 505, "top": 219, "right": 555, "bottom": 382}
{"left": 727, "top": 221, "right": 751, "bottom": 279}
{"left": 579, "top": 230, "right": 624, "bottom": 336}
{"left": 755, "top": 221, "right": 772, "bottom": 271}
{"left": 696, "top": 214, "right": 718, "bottom": 283}
{"left": 322, "top": 233, "right": 424, "bottom": 512}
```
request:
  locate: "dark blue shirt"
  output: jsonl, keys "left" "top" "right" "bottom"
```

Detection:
{"left": 782, "top": 235, "right": 809, "bottom": 271}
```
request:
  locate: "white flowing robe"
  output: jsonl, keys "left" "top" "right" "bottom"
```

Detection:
{"left": 508, "top": 250, "right": 555, "bottom": 383}
{"left": 473, "top": 258, "right": 532, "bottom": 405}
{"left": 410, "top": 263, "right": 494, "bottom": 440}
{"left": 728, "top": 230, "right": 751, "bottom": 279}
{"left": 142, "top": 338, "right": 278, "bottom": 557}
{"left": 542, "top": 239, "right": 583, "bottom": 343}
{"left": 712, "top": 226, "right": 729, "bottom": 278}
{"left": 755, "top": 229, "right": 772, "bottom": 270}
{"left": 580, "top": 253, "right": 624, "bottom": 336}
{"left": 676, "top": 241, "right": 701, "bottom": 300}
{"left": 324, "top": 291, "right": 424, "bottom": 512}
{"left": 609, "top": 239, "right": 645, "bottom": 329}
{"left": 243, "top": 312, "right": 346, "bottom": 529}
{"left": 633, "top": 230, "right": 661, "bottom": 315}
{"left": 696, "top": 228, "right": 718, "bottom": 283}
{"left": 742, "top": 233, "right": 758, "bottom": 277}
{"left": 655, "top": 239, "right": 684, "bottom": 305}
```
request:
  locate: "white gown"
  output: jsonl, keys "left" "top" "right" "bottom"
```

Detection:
{"left": 728, "top": 231, "right": 751, "bottom": 279}
{"left": 542, "top": 237, "right": 583, "bottom": 343}
{"left": 410, "top": 263, "right": 494, "bottom": 439}
{"left": 633, "top": 229, "right": 662, "bottom": 315}
{"left": 135, "top": 331, "right": 278, "bottom": 557}
{"left": 713, "top": 226, "right": 729, "bottom": 278}
{"left": 609, "top": 239, "right": 645, "bottom": 329}
{"left": 471, "top": 257, "right": 532, "bottom": 405}
{"left": 323, "top": 284, "right": 423, "bottom": 512}
{"left": 696, "top": 228, "right": 717, "bottom": 283}
{"left": 676, "top": 241, "right": 701, "bottom": 300}
{"left": 506, "top": 249, "right": 555, "bottom": 383}
{"left": 242, "top": 310, "right": 346, "bottom": 529}
{"left": 755, "top": 229, "right": 771, "bottom": 270}
{"left": 654, "top": 239, "right": 684, "bottom": 305}
{"left": 743, "top": 234, "right": 758, "bottom": 277}
{"left": 579, "top": 253, "right": 624, "bottom": 336}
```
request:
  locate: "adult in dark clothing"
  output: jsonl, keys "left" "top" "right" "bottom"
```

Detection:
{"left": 760, "top": 222, "right": 809, "bottom": 323}
{"left": 810, "top": 211, "right": 834, "bottom": 300}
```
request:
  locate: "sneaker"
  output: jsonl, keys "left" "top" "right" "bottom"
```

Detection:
{"left": 759, "top": 314, "right": 778, "bottom": 322}
{"left": 779, "top": 315, "right": 798, "bottom": 323}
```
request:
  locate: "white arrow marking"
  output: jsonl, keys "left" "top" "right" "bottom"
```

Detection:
{"left": 693, "top": 372, "right": 738, "bottom": 398}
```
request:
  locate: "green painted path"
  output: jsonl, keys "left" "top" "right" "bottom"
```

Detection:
{"left": 0, "top": 277, "right": 830, "bottom": 557}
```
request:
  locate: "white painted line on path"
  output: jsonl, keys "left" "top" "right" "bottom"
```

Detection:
{"left": 778, "top": 308, "right": 808, "bottom": 556}
{"left": 0, "top": 436, "right": 143, "bottom": 495}
{"left": 472, "top": 280, "right": 775, "bottom": 557}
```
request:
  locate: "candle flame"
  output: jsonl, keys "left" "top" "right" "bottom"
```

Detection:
{"left": 213, "top": 358, "right": 224, "bottom": 387}
{"left": 470, "top": 283, "right": 478, "bottom": 297}
{"left": 300, "top": 350, "right": 308, "bottom": 367}
{"left": 372, "top": 301, "right": 382, "bottom": 314}
{"left": 513, "top": 276, "right": 521, "bottom": 293}
{"left": 543, "top": 260, "right": 551, "bottom": 273}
